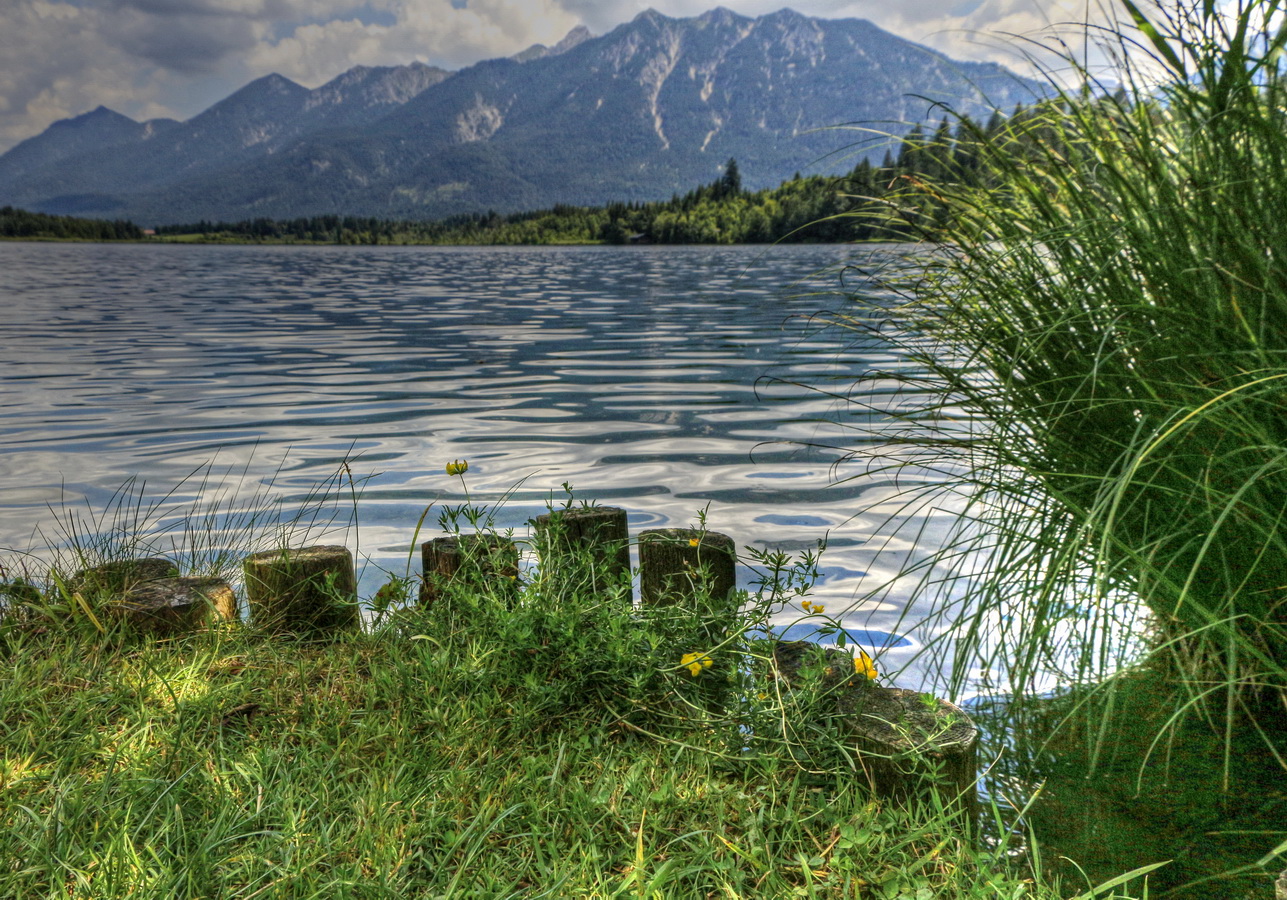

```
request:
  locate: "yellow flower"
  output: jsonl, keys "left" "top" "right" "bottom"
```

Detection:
{"left": 688, "top": 537, "right": 700, "bottom": 547}
{"left": 812, "top": 603, "right": 825, "bottom": 614}
{"left": 446, "top": 459, "right": 469, "bottom": 476}
{"left": 854, "top": 649, "right": 878, "bottom": 681}
{"left": 680, "top": 652, "right": 713, "bottom": 676}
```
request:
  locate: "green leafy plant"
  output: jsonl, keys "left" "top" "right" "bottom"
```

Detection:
{"left": 827, "top": 0, "right": 1287, "bottom": 800}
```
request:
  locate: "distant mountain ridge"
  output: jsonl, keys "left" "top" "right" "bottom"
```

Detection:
{"left": 0, "top": 6, "right": 1042, "bottom": 225}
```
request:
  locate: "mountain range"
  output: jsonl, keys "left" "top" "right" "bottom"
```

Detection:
{"left": 0, "top": 7, "right": 1042, "bottom": 226}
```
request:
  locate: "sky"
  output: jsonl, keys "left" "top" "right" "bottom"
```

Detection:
{"left": 0, "top": 0, "right": 1115, "bottom": 154}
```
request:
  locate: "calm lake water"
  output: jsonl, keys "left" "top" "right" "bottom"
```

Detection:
{"left": 0, "top": 241, "right": 967, "bottom": 688}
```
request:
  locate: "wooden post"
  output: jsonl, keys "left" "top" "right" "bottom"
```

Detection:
{"left": 532, "top": 506, "right": 631, "bottom": 598}
{"left": 65, "top": 559, "right": 234, "bottom": 637}
{"left": 242, "top": 545, "right": 359, "bottom": 637}
{"left": 420, "top": 534, "right": 519, "bottom": 606}
{"left": 638, "top": 528, "right": 736, "bottom": 607}
{"left": 110, "top": 577, "right": 237, "bottom": 636}
{"left": 772, "top": 640, "right": 979, "bottom": 832}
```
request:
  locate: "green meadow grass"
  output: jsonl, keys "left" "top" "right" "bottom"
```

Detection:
{"left": 0, "top": 574, "right": 1082, "bottom": 898}
{"left": 0, "top": 465, "right": 1150, "bottom": 899}
{"left": 0, "top": 624, "right": 1041, "bottom": 900}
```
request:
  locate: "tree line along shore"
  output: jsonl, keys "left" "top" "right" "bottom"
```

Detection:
{"left": 0, "top": 107, "right": 1022, "bottom": 246}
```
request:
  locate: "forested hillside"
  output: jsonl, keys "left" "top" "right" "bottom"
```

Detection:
{"left": 156, "top": 111, "right": 1006, "bottom": 245}
{"left": 3, "top": 109, "right": 1019, "bottom": 246}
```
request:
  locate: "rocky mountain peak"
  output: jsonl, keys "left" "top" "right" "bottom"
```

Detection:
{"left": 552, "top": 25, "right": 594, "bottom": 55}
{"left": 59, "top": 106, "right": 136, "bottom": 128}
{"left": 698, "top": 7, "right": 745, "bottom": 26}
{"left": 0, "top": 7, "right": 1045, "bottom": 225}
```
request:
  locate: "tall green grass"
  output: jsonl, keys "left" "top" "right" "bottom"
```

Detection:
{"left": 836, "top": 0, "right": 1287, "bottom": 768}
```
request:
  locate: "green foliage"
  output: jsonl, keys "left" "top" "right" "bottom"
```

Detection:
{"left": 833, "top": 0, "right": 1287, "bottom": 768}
{"left": 150, "top": 135, "right": 1005, "bottom": 245}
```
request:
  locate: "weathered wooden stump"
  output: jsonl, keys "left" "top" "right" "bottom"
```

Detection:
{"left": 638, "top": 528, "right": 736, "bottom": 607}
{"left": 420, "top": 534, "right": 519, "bottom": 606}
{"left": 532, "top": 506, "right": 631, "bottom": 598}
{"left": 242, "top": 545, "right": 358, "bottom": 637}
{"left": 772, "top": 640, "right": 979, "bottom": 830}
{"left": 110, "top": 576, "right": 237, "bottom": 635}
{"left": 64, "top": 559, "right": 233, "bottom": 636}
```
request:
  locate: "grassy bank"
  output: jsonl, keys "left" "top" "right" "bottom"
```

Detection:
{"left": 839, "top": 0, "right": 1287, "bottom": 724}
{"left": 0, "top": 468, "right": 1136, "bottom": 899}
{"left": 0, "top": 626, "right": 1035, "bottom": 899}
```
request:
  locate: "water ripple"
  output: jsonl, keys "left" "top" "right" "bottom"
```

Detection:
{"left": 0, "top": 242, "right": 959, "bottom": 686}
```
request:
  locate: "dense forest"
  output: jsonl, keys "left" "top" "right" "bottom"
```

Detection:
{"left": 3, "top": 110, "right": 1016, "bottom": 245}
{"left": 0, "top": 206, "right": 143, "bottom": 240}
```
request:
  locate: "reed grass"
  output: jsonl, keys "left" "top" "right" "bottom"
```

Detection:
{"left": 830, "top": 0, "right": 1287, "bottom": 785}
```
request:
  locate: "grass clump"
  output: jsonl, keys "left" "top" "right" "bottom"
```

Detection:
{"left": 814, "top": 0, "right": 1287, "bottom": 891}
{"left": 834, "top": 0, "right": 1287, "bottom": 740}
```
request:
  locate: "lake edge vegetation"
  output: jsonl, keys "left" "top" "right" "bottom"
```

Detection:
{"left": 824, "top": 0, "right": 1287, "bottom": 893}
{"left": 0, "top": 465, "right": 1107, "bottom": 899}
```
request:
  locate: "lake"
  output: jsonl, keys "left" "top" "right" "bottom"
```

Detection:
{"left": 0, "top": 241, "right": 965, "bottom": 688}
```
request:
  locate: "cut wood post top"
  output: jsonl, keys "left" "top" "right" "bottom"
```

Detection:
{"left": 638, "top": 527, "right": 737, "bottom": 606}
{"left": 421, "top": 533, "right": 519, "bottom": 567}
{"left": 242, "top": 544, "right": 359, "bottom": 636}
{"left": 531, "top": 505, "right": 631, "bottom": 594}
{"left": 420, "top": 533, "right": 520, "bottom": 606}
{"left": 109, "top": 576, "right": 237, "bottom": 635}
{"left": 243, "top": 545, "right": 355, "bottom": 568}
{"left": 531, "top": 505, "right": 630, "bottom": 540}
{"left": 638, "top": 528, "right": 735, "bottom": 551}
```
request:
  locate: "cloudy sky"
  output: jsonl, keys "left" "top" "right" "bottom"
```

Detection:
{"left": 0, "top": 0, "right": 1112, "bottom": 154}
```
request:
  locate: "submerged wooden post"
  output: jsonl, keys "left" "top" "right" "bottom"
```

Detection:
{"left": 772, "top": 640, "right": 979, "bottom": 832}
{"left": 532, "top": 506, "right": 631, "bottom": 598}
{"left": 420, "top": 534, "right": 519, "bottom": 606}
{"left": 638, "top": 528, "right": 736, "bottom": 607}
{"left": 242, "top": 545, "right": 358, "bottom": 637}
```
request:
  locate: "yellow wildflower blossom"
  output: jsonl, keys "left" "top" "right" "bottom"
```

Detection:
{"left": 446, "top": 459, "right": 469, "bottom": 476}
{"left": 854, "top": 649, "right": 878, "bottom": 681}
{"left": 680, "top": 652, "right": 713, "bottom": 676}
{"left": 688, "top": 537, "right": 700, "bottom": 547}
